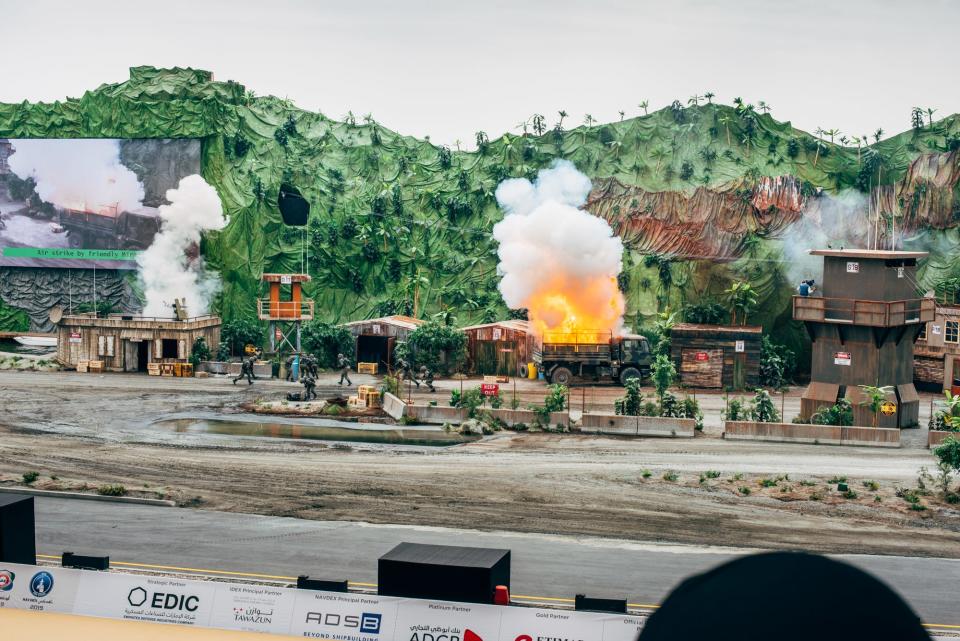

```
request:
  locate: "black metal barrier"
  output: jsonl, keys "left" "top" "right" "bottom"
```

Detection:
{"left": 297, "top": 575, "right": 349, "bottom": 592}
{"left": 575, "top": 593, "right": 628, "bottom": 613}
{"left": 62, "top": 551, "right": 110, "bottom": 571}
{"left": 0, "top": 495, "right": 36, "bottom": 565}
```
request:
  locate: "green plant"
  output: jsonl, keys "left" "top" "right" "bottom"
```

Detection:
{"left": 759, "top": 337, "right": 796, "bottom": 388}
{"left": 828, "top": 475, "right": 848, "bottom": 484}
{"left": 662, "top": 471, "right": 679, "bottom": 482}
{"left": 510, "top": 396, "right": 521, "bottom": 410}
{"left": 651, "top": 354, "right": 676, "bottom": 407}
{"left": 490, "top": 393, "right": 503, "bottom": 409}
{"left": 22, "top": 471, "right": 39, "bottom": 484}
{"left": 459, "top": 387, "right": 484, "bottom": 418}
{"left": 301, "top": 321, "right": 355, "bottom": 368}
{"left": 682, "top": 301, "right": 728, "bottom": 325}
{"left": 97, "top": 484, "right": 126, "bottom": 497}
{"left": 758, "top": 478, "right": 777, "bottom": 488}
{"left": 323, "top": 404, "right": 343, "bottom": 416}
{"left": 722, "top": 397, "right": 747, "bottom": 421}
{"left": 220, "top": 318, "right": 263, "bottom": 357}
{"left": 381, "top": 375, "right": 400, "bottom": 397}
{"left": 862, "top": 480, "right": 880, "bottom": 491}
{"left": 543, "top": 384, "right": 567, "bottom": 413}
{"left": 617, "top": 378, "right": 644, "bottom": 416}
{"left": 739, "top": 486, "right": 751, "bottom": 495}
{"left": 723, "top": 281, "right": 758, "bottom": 326}
{"left": 403, "top": 321, "right": 467, "bottom": 374}
{"left": 749, "top": 389, "right": 780, "bottom": 423}
{"left": 732, "top": 472, "right": 744, "bottom": 481}
{"left": 704, "top": 470, "right": 721, "bottom": 479}
{"left": 449, "top": 389, "right": 462, "bottom": 407}
{"left": 189, "top": 336, "right": 212, "bottom": 369}
{"left": 681, "top": 395, "right": 704, "bottom": 430}
{"left": 641, "top": 469, "right": 652, "bottom": 479}
{"left": 858, "top": 385, "right": 895, "bottom": 428}
{"left": 842, "top": 489, "right": 859, "bottom": 499}
{"left": 811, "top": 399, "right": 853, "bottom": 426}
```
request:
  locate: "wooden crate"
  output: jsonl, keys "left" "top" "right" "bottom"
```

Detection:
{"left": 172, "top": 363, "right": 183, "bottom": 377}
{"left": 181, "top": 363, "right": 194, "bottom": 377}
{"left": 147, "top": 363, "right": 161, "bottom": 376}
{"left": 76, "top": 360, "right": 89, "bottom": 373}
{"left": 357, "top": 385, "right": 376, "bottom": 400}
{"left": 366, "top": 390, "right": 382, "bottom": 408}
{"left": 357, "top": 362, "right": 378, "bottom": 375}
{"left": 88, "top": 360, "right": 104, "bottom": 373}
{"left": 161, "top": 363, "right": 176, "bottom": 377}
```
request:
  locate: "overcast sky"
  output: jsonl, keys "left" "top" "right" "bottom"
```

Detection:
{"left": 3, "top": 0, "right": 958, "bottom": 147}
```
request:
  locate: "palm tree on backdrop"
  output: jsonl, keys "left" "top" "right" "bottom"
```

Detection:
{"left": 823, "top": 128, "right": 840, "bottom": 144}
{"left": 758, "top": 101, "right": 771, "bottom": 114}
{"left": 362, "top": 113, "right": 374, "bottom": 125}
{"left": 732, "top": 97, "right": 744, "bottom": 109}
{"left": 454, "top": 139, "right": 462, "bottom": 152}
{"left": 873, "top": 128, "right": 884, "bottom": 143}
{"left": 650, "top": 146, "right": 668, "bottom": 176}
{"left": 718, "top": 115, "right": 733, "bottom": 146}
{"left": 851, "top": 136, "right": 863, "bottom": 164}
{"left": 618, "top": 110, "right": 625, "bottom": 121}
{"left": 911, "top": 107, "right": 925, "bottom": 131}
{"left": 582, "top": 114, "right": 595, "bottom": 144}
{"left": 688, "top": 94, "right": 702, "bottom": 107}
{"left": 557, "top": 110, "right": 568, "bottom": 129}
{"left": 724, "top": 281, "right": 758, "bottom": 326}
{"left": 516, "top": 117, "right": 530, "bottom": 136}
{"left": 839, "top": 135, "right": 849, "bottom": 146}
{"left": 475, "top": 131, "right": 489, "bottom": 151}
{"left": 704, "top": 92, "right": 715, "bottom": 104}
{"left": 532, "top": 114, "right": 547, "bottom": 136}
{"left": 926, "top": 107, "right": 937, "bottom": 127}
{"left": 638, "top": 100, "right": 649, "bottom": 116}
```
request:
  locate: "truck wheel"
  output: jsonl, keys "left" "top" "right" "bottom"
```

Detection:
{"left": 519, "top": 364, "right": 529, "bottom": 379}
{"left": 619, "top": 367, "right": 642, "bottom": 386}
{"left": 550, "top": 367, "right": 573, "bottom": 385}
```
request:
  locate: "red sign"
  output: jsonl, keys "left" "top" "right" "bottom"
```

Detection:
{"left": 695, "top": 352, "right": 710, "bottom": 362}
{"left": 274, "top": 328, "right": 283, "bottom": 340}
{"left": 480, "top": 383, "right": 500, "bottom": 397}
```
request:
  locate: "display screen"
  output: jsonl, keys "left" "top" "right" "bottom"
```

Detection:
{"left": 0, "top": 138, "right": 201, "bottom": 269}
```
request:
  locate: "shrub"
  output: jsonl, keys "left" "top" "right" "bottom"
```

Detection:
{"left": 459, "top": 388, "right": 484, "bottom": 418}
{"left": 220, "top": 318, "right": 264, "bottom": 357}
{"left": 651, "top": 354, "right": 676, "bottom": 405}
{"left": 543, "top": 384, "right": 568, "bottom": 413}
{"left": 842, "top": 489, "right": 859, "bottom": 500}
{"left": 704, "top": 470, "right": 722, "bottom": 479}
{"left": 381, "top": 375, "right": 400, "bottom": 397}
{"left": 828, "top": 475, "right": 848, "bottom": 484}
{"left": 662, "top": 471, "right": 679, "bottom": 482}
{"left": 641, "top": 469, "right": 652, "bottom": 479}
{"left": 758, "top": 336, "right": 796, "bottom": 389}
{"left": 723, "top": 397, "right": 747, "bottom": 421}
{"left": 739, "top": 486, "right": 751, "bottom": 495}
{"left": 617, "top": 378, "right": 644, "bottom": 416}
{"left": 490, "top": 393, "right": 503, "bottom": 409}
{"left": 862, "top": 480, "right": 880, "bottom": 491}
{"left": 811, "top": 399, "right": 853, "bottom": 426}
{"left": 680, "top": 396, "right": 704, "bottom": 430}
{"left": 758, "top": 478, "right": 777, "bottom": 488}
{"left": 301, "top": 321, "right": 355, "bottom": 368}
{"left": 749, "top": 389, "right": 780, "bottom": 423}
{"left": 22, "top": 471, "right": 39, "bottom": 484}
{"left": 402, "top": 321, "right": 467, "bottom": 374}
{"left": 659, "top": 391, "right": 682, "bottom": 418}
{"left": 97, "top": 484, "right": 126, "bottom": 497}
{"left": 449, "top": 389, "right": 462, "bottom": 407}
{"left": 323, "top": 404, "right": 343, "bottom": 416}
{"left": 682, "top": 301, "right": 728, "bottom": 325}
{"left": 190, "top": 337, "right": 212, "bottom": 369}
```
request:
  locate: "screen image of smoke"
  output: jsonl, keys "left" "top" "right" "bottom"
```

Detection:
{"left": 0, "top": 138, "right": 201, "bottom": 269}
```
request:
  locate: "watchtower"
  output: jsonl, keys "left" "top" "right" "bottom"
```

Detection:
{"left": 793, "top": 249, "right": 934, "bottom": 428}
{"left": 258, "top": 273, "right": 314, "bottom": 353}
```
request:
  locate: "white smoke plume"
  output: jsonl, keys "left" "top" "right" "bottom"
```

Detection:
{"left": 138, "top": 175, "right": 226, "bottom": 317}
{"left": 779, "top": 190, "right": 871, "bottom": 286}
{"left": 8, "top": 139, "right": 145, "bottom": 213}
{"left": 493, "top": 160, "right": 626, "bottom": 336}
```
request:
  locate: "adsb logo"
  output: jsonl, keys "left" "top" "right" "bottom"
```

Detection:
{"left": 29, "top": 571, "right": 54, "bottom": 598}
{"left": 0, "top": 570, "right": 14, "bottom": 591}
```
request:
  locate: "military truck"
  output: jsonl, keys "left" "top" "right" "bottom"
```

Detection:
{"left": 532, "top": 330, "right": 652, "bottom": 385}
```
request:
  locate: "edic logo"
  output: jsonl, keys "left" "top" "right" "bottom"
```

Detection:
{"left": 29, "top": 571, "right": 54, "bottom": 598}
{"left": 127, "top": 586, "right": 199, "bottom": 612}
{"left": 305, "top": 611, "right": 382, "bottom": 634}
{"left": 0, "top": 570, "right": 14, "bottom": 591}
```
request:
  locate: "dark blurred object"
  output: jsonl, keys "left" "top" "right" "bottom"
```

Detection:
{"left": 0, "top": 495, "right": 36, "bottom": 564}
{"left": 575, "top": 593, "right": 627, "bottom": 613}
{"left": 62, "top": 552, "right": 109, "bottom": 571}
{"left": 297, "top": 575, "right": 348, "bottom": 592}
{"left": 639, "top": 552, "right": 930, "bottom": 641}
{"left": 278, "top": 183, "right": 310, "bottom": 226}
{"left": 379, "top": 542, "right": 510, "bottom": 604}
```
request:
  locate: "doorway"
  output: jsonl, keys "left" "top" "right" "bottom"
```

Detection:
{"left": 357, "top": 335, "right": 390, "bottom": 370}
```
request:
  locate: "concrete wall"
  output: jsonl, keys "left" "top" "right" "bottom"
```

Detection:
{"left": 580, "top": 413, "right": 696, "bottom": 438}
{"left": 724, "top": 421, "right": 900, "bottom": 447}
{"left": 382, "top": 392, "right": 407, "bottom": 420}
{"left": 381, "top": 395, "right": 569, "bottom": 428}
{"left": 486, "top": 408, "right": 569, "bottom": 427}
{"left": 929, "top": 430, "right": 958, "bottom": 449}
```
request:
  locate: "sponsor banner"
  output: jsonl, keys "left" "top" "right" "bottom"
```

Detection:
{"left": 290, "top": 589, "right": 400, "bottom": 640}
{"left": 0, "top": 566, "right": 81, "bottom": 614}
{"left": 0, "top": 564, "right": 645, "bottom": 640}
{"left": 72, "top": 571, "right": 219, "bottom": 627}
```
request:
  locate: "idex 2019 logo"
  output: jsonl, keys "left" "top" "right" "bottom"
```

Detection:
{"left": 29, "top": 571, "right": 54, "bottom": 598}
{"left": 0, "top": 570, "right": 14, "bottom": 592}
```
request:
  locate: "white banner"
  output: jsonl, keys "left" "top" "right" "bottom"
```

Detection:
{"left": 0, "top": 563, "right": 646, "bottom": 640}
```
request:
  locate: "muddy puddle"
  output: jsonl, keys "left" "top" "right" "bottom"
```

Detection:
{"left": 154, "top": 417, "right": 478, "bottom": 446}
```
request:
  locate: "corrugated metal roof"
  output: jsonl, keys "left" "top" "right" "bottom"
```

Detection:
{"left": 460, "top": 319, "right": 531, "bottom": 333}
{"left": 340, "top": 315, "right": 425, "bottom": 330}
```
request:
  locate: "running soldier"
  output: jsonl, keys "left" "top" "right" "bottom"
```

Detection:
{"left": 337, "top": 353, "right": 352, "bottom": 386}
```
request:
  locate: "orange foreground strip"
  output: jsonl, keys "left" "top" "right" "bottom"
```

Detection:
{"left": 0, "top": 608, "right": 320, "bottom": 640}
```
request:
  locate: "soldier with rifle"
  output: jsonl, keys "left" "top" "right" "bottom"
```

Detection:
{"left": 233, "top": 352, "right": 259, "bottom": 385}
{"left": 301, "top": 371, "right": 317, "bottom": 401}
{"left": 337, "top": 353, "right": 352, "bottom": 386}
{"left": 419, "top": 365, "right": 436, "bottom": 393}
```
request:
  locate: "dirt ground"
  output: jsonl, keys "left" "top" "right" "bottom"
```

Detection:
{"left": 1, "top": 370, "right": 958, "bottom": 559}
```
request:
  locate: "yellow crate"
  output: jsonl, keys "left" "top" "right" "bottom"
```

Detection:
{"left": 76, "top": 360, "right": 89, "bottom": 373}
{"left": 366, "top": 390, "right": 382, "bottom": 408}
{"left": 88, "top": 361, "right": 104, "bottom": 373}
{"left": 147, "top": 363, "right": 161, "bottom": 376}
{"left": 357, "top": 362, "right": 378, "bottom": 375}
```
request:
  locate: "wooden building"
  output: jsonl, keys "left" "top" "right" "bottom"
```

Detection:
{"left": 793, "top": 249, "right": 934, "bottom": 428}
{"left": 55, "top": 313, "right": 221, "bottom": 372}
{"left": 913, "top": 303, "right": 960, "bottom": 395}
{"left": 462, "top": 320, "right": 536, "bottom": 376}
{"left": 340, "top": 315, "right": 424, "bottom": 371}
{"left": 670, "top": 324, "right": 762, "bottom": 390}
